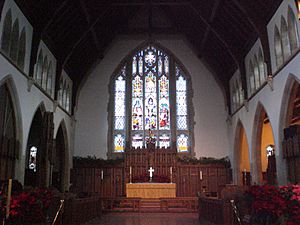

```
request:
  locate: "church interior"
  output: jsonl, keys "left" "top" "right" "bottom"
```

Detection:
{"left": 0, "top": 0, "right": 300, "bottom": 224}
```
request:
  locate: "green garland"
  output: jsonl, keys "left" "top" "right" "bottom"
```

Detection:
{"left": 177, "top": 155, "right": 231, "bottom": 168}
{"left": 73, "top": 155, "right": 124, "bottom": 168}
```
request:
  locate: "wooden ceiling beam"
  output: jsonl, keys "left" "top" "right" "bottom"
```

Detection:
{"left": 62, "top": 6, "right": 111, "bottom": 67}
{"left": 188, "top": 2, "right": 239, "bottom": 67}
{"left": 199, "top": 0, "right": 221, "bottom": 54}
{"left": 78, "top": 0, "right": 101, "bottom": 52}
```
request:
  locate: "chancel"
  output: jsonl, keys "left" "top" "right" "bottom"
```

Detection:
{"left": 0, "top": 0, "right": 300, "bottom": 224}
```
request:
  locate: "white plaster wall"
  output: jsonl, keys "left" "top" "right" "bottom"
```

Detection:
{"left": 0, "top": 0, "right": 33, "bottom": 75}
{"left": 229, "top": 52, "right": 300, "bottom": 185}
{"left": 0, "top": 54, "right": 74, "bottom": 186}
{"left": 267, "top": 0, "right": 300, "bottom": 73}
{"left": 74, "top": 35, "right": 229, "bottom": 159}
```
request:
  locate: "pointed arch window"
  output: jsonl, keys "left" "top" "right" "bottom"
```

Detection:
{"left": 110, "top": 45, "right": 193, "bottom": 154}
{"left": 274, "top": 26, "right": 283, "bottom": 68}
{"left": 287, "top": 7, "right": 299, "bottom": 54}
{"left": 1, "top": 10, "right": 12, "bottom": 55}
{"left": 281, "top": 17, "right": 291, "bottom": 61}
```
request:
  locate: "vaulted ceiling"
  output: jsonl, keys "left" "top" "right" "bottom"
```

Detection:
{"left": 13, "top": 0, "right": 283, "bottom": 110}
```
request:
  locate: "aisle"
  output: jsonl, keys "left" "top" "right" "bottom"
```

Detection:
{"left": 84, "top": 212, "right": 215, "bottom": 225}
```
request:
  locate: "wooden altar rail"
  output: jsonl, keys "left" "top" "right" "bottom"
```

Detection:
{"left": 62, "top": 196, "right": 102, "bottom": 225}
{"left": 198, "top": 197, "right": 235, "bottom": 225}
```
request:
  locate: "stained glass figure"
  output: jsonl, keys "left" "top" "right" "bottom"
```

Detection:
{"left": 159, "top": 75, "right": 170, "bottom": 129}
{"left": 114, "top": 134, "right": 125, "bottom": 152}
{"left": 158, "top": 56, "right": 162, "bottom": 76}
{"left": 177, "top": 134, "right": 188, "bottom": 152}
{"left": 138, "top": 57, "right": 143, "bottom": 75}
{"left": 145, "top": 72, "right": 157, "bottom": 130}
{"left": 115, "top": 76, "right": 126, "bottom": 130}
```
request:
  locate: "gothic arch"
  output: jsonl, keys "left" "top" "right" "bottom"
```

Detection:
{"left": 9, "top": 18, "right": 19, "bottom": 62}
{"left": 279, "top": 74, "right": 300, "bottom": 184}
{"left": 0, "top": 75, "right": 23, "bottom": 180}
{"left": 24, "top": 102, "right": 46, "bottom": 187}
{"left": 54, "top": 120, "right": 69, "bottom": 192}
{"left": 17, "top": 27, "right": 26, "bottom": 70}
{"left": 233, "top": 119, "right": 250, "bottom": 185}
{"left": 251, "top": 102, "right": 276, "bottom": 184}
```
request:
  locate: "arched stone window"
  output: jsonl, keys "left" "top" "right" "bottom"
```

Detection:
{"left": 1, "top": 9, "right": 12, "bottom": 55}
{"left": 109, "top": 44, "right": 193, "bottom": 154}
{"left": 42, "top": 56, "right": 48, "bottom": 90}
{"left": 0, "top": 84, "right": 17, "bottom": 180}
{"left": 47, "top": 62, "right": 53, "bottom": 95}
{"left": 17, "top": 28, "right": 26, "bottom": 70}
{"left": 9, "top": 19, "right": 19, "bottom": 62}
{"left": 66, "top": 86, "right": 70, "bottom": 112}
{"left": 36, "top": 50, "right": 43, "bottom": 85}
{"left": 253, "top": 55, "right": 260, "bottom": 89}
{"left": 281, "top": 16, "right": 291, "bottom": 61}
{"left": 62, "top": 81, "right": 67, "bottom": 109}
{"left": 58, "top": 80, "right": 63, "bottom": 106}
{"left": 249, "top": 60, "right": 255, "bottom": 95}
{"left": 287, "top": 7, "right": 299, "bottom": 54}
{"left": 274, "top": 26, "right": 283, "bottom": 68}
{"left": 258, "top": 48, "right": 266, "bottom": 84}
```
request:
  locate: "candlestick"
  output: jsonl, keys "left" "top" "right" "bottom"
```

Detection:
{"left": 6, "top": 179, "right": 12, "bottom": 219}
{"left": 199, "top": 170, "right": 203, "bottom": 180}
{"left": 130, "top": 166, "right": 132, "bottom": 175}
{"left": 170, "top": 166, "right": 172, "bottom": 175}
{"left": 101, "top": 170, "right": 104, "bottom": 180}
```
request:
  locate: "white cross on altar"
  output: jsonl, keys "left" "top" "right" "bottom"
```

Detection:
{"left": 148, "top": 167, "right": 154, "bottom": 178}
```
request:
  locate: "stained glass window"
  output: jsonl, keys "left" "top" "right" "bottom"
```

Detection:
{"left": 114, "top": 134, "right": 125, "bottom": 152}
{"left": 29, "top": 146, "right": 37, "bottom": 172}
{"left": 111, "top": 45, "right": 191, "bottom": 153}
{"left": 177, "top": 134, "right": 188, "bottom": 152}
{"left": 113, "top": 66, "right": 126, "bottom": 152}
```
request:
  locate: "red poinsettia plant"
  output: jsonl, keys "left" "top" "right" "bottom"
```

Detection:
{"left": 0, "top": 188, "right": 53, "bottom": 225}
{"left": 132, "top": 173, "right": 170, "bottom": 183}
{"left": 245, "top": 185, "right": 300, "bottom": 225}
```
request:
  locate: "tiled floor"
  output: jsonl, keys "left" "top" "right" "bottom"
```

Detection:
{"left": 85, "top": 213, "right": 215, "bottom": 225}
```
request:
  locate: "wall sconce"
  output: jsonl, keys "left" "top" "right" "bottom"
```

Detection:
{"left": 266, "top": 145, "right": 275, "bottom": 157}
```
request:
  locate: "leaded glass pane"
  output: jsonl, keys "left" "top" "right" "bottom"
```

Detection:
{"left": 115, "top": 76, "right": 125, "bottom": 130}
{"left": 138, "top": 57, "right": 143, "bottom": 75}
{"left": 177, "top": 134, "right": 188, "bottom": 152}
{"left": 132, "top": 134, "right": 143, "bottom": 149}
{"left": 114, "top": 134, "right": 125, "bottom": 152}
{"left": 158, "top": 56, "right": 162, "bottom": 76}
{"left": 164, "top": 56, "right": 169, "bottom": 75}
{"left": 176, "top": 75, "right": 187, "bottom": 130}
{"left": 132, "top": 56, "right": 137, "bottom": 75}
{"left": 159, "top": 75, "right": 170, "bottom": 130}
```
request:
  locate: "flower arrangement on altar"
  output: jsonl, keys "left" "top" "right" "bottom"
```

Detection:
{"left": 245, "top": 185, "right": 300, "bottom": 225}
{"left": 146, "top": 130, "right": 156, "bottom": 145}
{"left": 132, "top": 173, "right": 170, "bottom": 183}
{"left": 0, "top": 185, "right": 53, "bottom": 225}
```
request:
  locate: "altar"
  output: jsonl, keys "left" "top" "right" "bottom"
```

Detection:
{"left": 126, "top": 183, "right": 176, "bottom": 198}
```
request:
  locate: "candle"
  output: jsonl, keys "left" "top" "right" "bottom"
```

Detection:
{"left": 199, "top": 171, "right": 203, "bottom": 180}
{"left": 101, "top": 170, "right": 104, "bottom": 180}
{"left": 130, "top": 166, "right": 132, "bottom": 175}
{"left": 170, "top": 166, "right": 172, "bottom": 175}
{"left": 6, "top": 179, "right": 12, "bottom": 219}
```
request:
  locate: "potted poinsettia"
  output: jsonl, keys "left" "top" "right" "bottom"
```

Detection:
{"left": 245, "top": 185, "right": 300, "bottom": 225}
{"left": 2, "top": 188, "right": 53, "bottom": 225}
